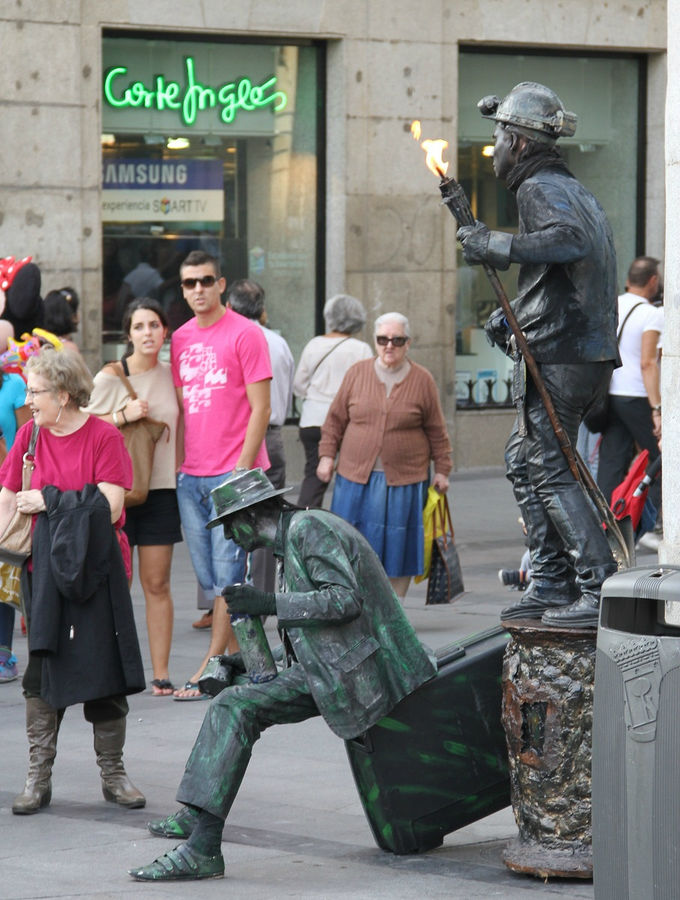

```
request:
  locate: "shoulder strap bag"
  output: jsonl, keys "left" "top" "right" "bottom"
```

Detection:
{"left": 0, "top": 422, "right": 39, "bottom": 565}
{"left": 111, "top": 361, "right": 169, "bottom": 508}
{"left": 582, "top": 302, "right": 645, "bottom": 434}
{"left": 295, "top": 336, "right": 352, "bottom": 419}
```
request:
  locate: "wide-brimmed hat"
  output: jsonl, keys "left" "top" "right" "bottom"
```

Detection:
{"left": 206, "top": 468, "right": 292, "bottom": 529}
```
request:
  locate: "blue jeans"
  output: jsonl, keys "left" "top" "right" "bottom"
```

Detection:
{"left": 177, "top": 472, "right": 246, "bottom": 597}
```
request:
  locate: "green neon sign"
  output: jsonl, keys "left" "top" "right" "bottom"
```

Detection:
{"left": 103, "top": 56, "right": 287, "bottom": 126}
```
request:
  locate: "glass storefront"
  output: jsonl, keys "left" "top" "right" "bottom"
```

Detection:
{"left": 101, "top": 33, "right": 323, "bottom": 363}
{"left": 456, "top": 49, "right": 643, "bottom": 407}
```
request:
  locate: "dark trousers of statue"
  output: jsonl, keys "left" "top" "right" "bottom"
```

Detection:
{"left": 177, "top": 663, "right": 319, "bottom": 820}
{"left": 505, "top": 361, "right": 617, "bottom": 602}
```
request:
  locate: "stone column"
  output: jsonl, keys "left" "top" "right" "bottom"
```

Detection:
{"left": 501, "top": 619, "right": 596, "bottom": 879}
{"left": 661, "top": 0, "right": 680, "bottom": 571}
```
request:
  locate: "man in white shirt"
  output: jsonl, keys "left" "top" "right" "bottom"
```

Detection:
{"left": 597, "top": 256, "right": 663, "bottom": 525}
{"left": 227, "top": 279, "right": 295, "bottom": 590}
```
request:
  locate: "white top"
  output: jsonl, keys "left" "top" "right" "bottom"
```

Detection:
{"left": 609, "top": 292, "right": 664, "bottom": 397}
{"left": 85, "top": 361, "right": 180, "bottom": 490}
{"left": 294, "top": 335, "right": 373, "bottom": 428}
{"left": 259, "top": 323, "right": 295, "bottom": 426}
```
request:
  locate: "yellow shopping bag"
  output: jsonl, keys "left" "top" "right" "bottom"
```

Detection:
{"left": 415, "top": 486, "right": 449, "bottom": 584}
{"left": 0, "top": 560, "right": 22, "bottom": 609}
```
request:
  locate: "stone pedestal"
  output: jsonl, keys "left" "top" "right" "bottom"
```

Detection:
{"left": 500, "top": 618, "right": 596, "bottom": 879}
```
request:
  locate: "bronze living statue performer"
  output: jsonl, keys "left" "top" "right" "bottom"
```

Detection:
{"left": 457, "top": 82, "right": 619, "bottom": 628}
{"left": 129, "top": 468, "right": 436, "bottom": 882}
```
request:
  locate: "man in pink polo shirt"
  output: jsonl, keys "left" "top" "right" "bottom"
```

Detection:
{"left": 171, "top": 250, "right": 271, "bottom": 699}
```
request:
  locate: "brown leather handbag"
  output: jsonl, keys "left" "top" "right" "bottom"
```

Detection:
{"left": 112, "top": 362, "right": 168, "bottom": 508}
{"left": 0, "top": 422, "right": 39, "bottom": 565}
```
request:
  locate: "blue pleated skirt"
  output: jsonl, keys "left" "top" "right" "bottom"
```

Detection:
{"left": 330, "top": 472, "right": 427, "bottom": 577}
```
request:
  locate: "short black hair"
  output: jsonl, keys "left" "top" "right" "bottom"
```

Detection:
{"left": 180, "top": 250, "right": 221, "bottom": 276}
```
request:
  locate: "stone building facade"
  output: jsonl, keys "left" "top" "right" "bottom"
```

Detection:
{"left": 0, "top": 1, "right": 667, "bottom": 469}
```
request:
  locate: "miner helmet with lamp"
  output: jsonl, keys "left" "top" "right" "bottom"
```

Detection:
{"left": 478, "top": 81, "right": 578, "bottom": 145}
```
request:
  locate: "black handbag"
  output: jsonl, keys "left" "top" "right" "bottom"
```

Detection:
{"left": 426, "top": 495, "right": 465, "bottom": 605}
{"left": 583, "top": 302, "right": 644, "bottom": 434}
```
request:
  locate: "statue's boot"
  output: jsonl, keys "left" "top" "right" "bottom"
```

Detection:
{"left": 12, "top": 697, "right": 63, "bottom": 815}
{"left": 501, "top": 486, "right": 579, "bottom": 620}
{"left": 539, "top": 483, "right": 617, "bottom": 629}
{"left": 94, "top": 717, "right": 146, "bottom": 808}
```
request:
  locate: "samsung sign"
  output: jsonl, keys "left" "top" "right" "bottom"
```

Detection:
{"left": 102, "top": 38, "right": 289, "bottom": 136}
{"left": 101, "top": 159, "right": 223, "bottom": 222}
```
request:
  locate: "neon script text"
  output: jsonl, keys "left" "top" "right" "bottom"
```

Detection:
{"left": 103, "top": 57, "right": 287, "bottom": 126}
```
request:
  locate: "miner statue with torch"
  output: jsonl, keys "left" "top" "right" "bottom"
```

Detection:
{"left": 457, "top": 82, "right": 619, "bottom": 628}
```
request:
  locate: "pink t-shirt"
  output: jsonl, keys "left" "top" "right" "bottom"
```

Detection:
{"left": 171, "top": 309, "right": 272, "bottom": 476}
{"left": 0, "top": 417, "right": 133, "bottom": 577}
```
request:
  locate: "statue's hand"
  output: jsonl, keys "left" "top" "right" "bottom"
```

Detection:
{"left": 222, "top": 583, "right": 277, "bottom": 616}
{"left": 484, "top": 308, "right": 509, "bottom": 349}
{"left": 457, "top": 221, "right": 490, "bottom": 264}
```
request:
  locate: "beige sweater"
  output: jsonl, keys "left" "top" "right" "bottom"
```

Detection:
{"left": 319, "top": 359, "right": 452, "bottom": 486}
{"left": 85, "top": 361, "right": 180, "bottom": 490}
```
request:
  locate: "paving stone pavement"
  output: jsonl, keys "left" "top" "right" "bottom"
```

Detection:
{"left": 1, "top": 468, "right": 657, "bottom": 899}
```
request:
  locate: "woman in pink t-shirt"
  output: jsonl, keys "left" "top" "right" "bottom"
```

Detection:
{"left": 0, "top": 346, "right": 146, "bottom": 816}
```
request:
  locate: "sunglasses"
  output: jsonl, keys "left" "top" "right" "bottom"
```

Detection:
{"left": 376, "top": 335, "right": 408, "bottom": 347}
{"left": 181, "top": 275, "right": 218, "bottom": 289}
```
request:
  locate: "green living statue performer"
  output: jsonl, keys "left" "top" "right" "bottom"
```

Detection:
{"left": 129, "top": 468, "right": 436, "bottom": 882}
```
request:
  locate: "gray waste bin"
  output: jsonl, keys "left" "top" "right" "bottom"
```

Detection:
{"left": 593, "top": 565, "right": 680, "bottom": 900}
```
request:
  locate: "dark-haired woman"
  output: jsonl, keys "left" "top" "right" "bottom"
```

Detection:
{"left": 43, "top": 287, "right": 80, "bottom": 353}
{"left": 86, "top": 299, "right": 181, "bottom": 696}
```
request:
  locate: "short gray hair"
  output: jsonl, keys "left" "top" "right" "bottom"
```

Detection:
{"left": 323, "top": 294, "right": 367, "bottom": 334}
{"left": 26, "top": 346, "right": 94, "bottom": 408}
{"left": 374, "top": 312, "right": 411, "bottom": 338}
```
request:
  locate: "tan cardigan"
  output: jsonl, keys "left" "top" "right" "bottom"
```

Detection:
{"left": 319, "top": 359, "right": 452, "bottom": 486}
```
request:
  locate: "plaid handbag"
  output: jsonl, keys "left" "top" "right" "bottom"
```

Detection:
{"left": 426, "top": 495, "right": 465, "bottom": 605}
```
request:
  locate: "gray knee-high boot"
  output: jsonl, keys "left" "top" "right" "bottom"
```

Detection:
{"left": 93, "top": 717, "right": 145, "bottom": 809}
{"left": 12, "top": 696, "right": 62, "bottom": 815}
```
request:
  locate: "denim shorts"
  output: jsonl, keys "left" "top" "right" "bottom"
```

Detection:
{"left": 176, "top": 471, "right": 246, "bottom": 597}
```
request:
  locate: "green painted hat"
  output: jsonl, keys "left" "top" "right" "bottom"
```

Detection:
{"left": 206, "top": 468, "right": 292, "bottom": 529}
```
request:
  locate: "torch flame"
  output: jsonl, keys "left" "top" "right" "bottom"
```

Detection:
{"left": 421, "top": 139, "right": 449, "bottom": 179}
{"left": 410, "top": 121, "right": 449, "bottom": 179}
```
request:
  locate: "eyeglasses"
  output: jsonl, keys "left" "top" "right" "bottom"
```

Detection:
{"left": 25, "top": 388, "right": 52, "bottom": 400}
{"left": 376, "top": 335, "right": 408, "bottom": 347}
{"left": 180, "top": 275, "right": 218, "bottom": 289}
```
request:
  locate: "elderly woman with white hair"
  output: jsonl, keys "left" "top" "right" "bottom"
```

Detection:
{"left": 293, "top": 294, "right": 372, "bottom": 508}
{"left": 317, "top": 312, "right": 452, "bottom": 597}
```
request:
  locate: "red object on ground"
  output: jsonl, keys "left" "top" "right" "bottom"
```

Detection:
{"left": 610, "top": 449, "right": 661, "bottom": 532}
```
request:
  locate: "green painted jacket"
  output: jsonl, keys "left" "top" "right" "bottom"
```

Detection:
{"left": 274, "top": 508, "right": 436, "bottom": 739}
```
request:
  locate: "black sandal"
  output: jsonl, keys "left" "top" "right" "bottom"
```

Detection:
{"left": 151, "top": 679, "right": 175, "bottom": 696}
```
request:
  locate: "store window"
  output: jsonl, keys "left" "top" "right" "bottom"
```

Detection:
{"left": 101, "top": 33, "right": 323, "bottom": 363}
{"left": 456, "top": 50, "right": 643, "bottom": 407}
